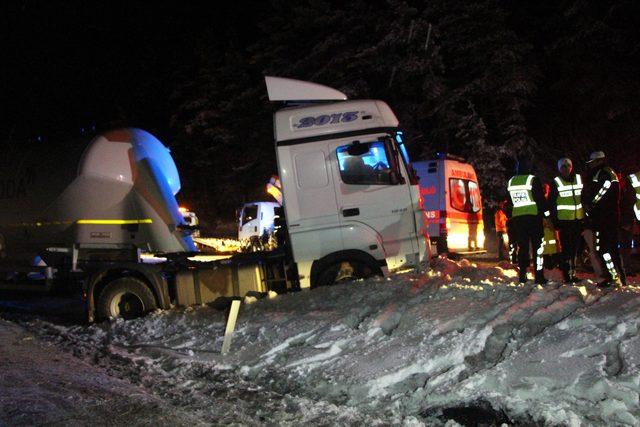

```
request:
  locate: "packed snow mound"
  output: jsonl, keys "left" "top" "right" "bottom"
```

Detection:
{"left": 21, "top": 258, "right": 640, "bottom": 425}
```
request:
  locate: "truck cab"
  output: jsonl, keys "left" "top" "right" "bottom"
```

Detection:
{"left": 238, "top": 201, "right": 280, "bottom": 251}
{"left": 267, "top": 77, "right": 428, "bottom": 288}
{"left": 413, "top": 154, "right": 485, "bottom": 256}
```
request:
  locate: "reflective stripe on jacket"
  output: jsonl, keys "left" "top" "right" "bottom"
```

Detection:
{"left": 591, "top": 167, "right": 618, "bottom": 206}
{"left": 508, "top": 175, "right": 538, "bottom": 217}
{"left": 553, "top": 174, "right": 584, "bottom": 221}
{"left": 542, "top": 221, "right": 559, "bottom": 255}
{"left": 631, "top": 172, "right": 640, "bottom": 221}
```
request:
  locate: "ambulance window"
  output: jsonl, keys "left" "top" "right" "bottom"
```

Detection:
{"left": 449, "top": 179, "right": 482, "bottom": 213}
{"left": 242, "top": 205, "right": 258, "bottom": 225}
{"left": 450, "top": 179, "right": 467, "bottom": 211}
{"left": 337, "top": 141, "right": 392, "bottom": 185}
{"left": 468, "top": 181, "right": 482, "bottom": 212}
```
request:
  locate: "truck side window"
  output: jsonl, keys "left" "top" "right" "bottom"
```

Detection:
{"left": 337, "top": 141, "right": 392, "bottom": 185}
{"left": 242, "top": 205, "right": 258, "bottom": 225}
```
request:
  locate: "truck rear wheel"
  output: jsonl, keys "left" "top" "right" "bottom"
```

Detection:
{"left": 96, "top": 277, "right": 157, "bottom": 321}
{"left": 316, "top": 260, "right": 379, "bottom": 287}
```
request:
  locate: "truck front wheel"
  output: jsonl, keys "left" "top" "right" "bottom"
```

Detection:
{"left": 96, "top": 277, "right": 157, "bottom": 321}
{"left": 316, "top": 260, "right": 380, "bottom": 287}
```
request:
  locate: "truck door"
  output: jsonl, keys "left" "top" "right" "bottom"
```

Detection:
{"left": 330, "top": 135, "right": 419, "bottom": 270}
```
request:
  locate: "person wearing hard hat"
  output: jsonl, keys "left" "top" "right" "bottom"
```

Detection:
{"left": 548, "top": 157, "right": 583, "bottom": 283}
{"left": 583, "top": 151, "right": 625, "bottom": 287}
{"left": 506, "top": 155, "right": 548, "bottom": 284}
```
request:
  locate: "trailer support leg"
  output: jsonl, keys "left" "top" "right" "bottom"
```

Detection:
{"left": 221, "top": 299, "right": 241, "bottom": 355}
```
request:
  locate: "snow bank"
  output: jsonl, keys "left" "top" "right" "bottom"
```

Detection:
{"left": 19, "top": 258, "right": 640, "bottom": 425}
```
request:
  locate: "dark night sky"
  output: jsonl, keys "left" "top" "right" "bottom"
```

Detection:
{"left": 4, "top": 1, "right": 262, "bottom": 142}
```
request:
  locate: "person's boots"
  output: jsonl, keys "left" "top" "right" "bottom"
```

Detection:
{"left": 561, "top": 268, "right": 571, "bottom": 283}
{"left": 518, "top": 270, "right": 528, "bottom": 283}
{"left": 620, "top": 269, "right": 627, "bottom": 286}
{"left": 535, "top": 270, "right": 548, "bottom": 285}
{"left": 568, "top": 268, "right": 581, "bottom": 283}
{"left": 597, "top": 279, "right": 613, "bottom": 288}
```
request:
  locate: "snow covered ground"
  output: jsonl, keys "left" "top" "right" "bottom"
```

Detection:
{"left": 3, "top": 258, "right": 640, "bottom": 425}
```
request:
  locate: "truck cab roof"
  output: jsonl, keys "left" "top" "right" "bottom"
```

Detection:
{"left": 273, "top": 99, "right": 399, "bottom": 144}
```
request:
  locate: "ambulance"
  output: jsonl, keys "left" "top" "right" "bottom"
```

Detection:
{"left": 413, "top": 154, "right": 485, "bottom": 255}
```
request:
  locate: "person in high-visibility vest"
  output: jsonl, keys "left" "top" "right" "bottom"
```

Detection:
{"left": 583, "top": 151, "right": 625, "bottom": 287}
{"left": 506, "top": 156, "right": 548, "bottom": 284}
{"left": 548, "top": 157, "right": 583, "bottom": 283}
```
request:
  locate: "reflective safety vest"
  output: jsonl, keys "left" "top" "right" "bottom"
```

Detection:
{"left": 553, "top": 174, "right": 584, "bottom": 221}
{"left": 508, "top": 175, "right": 538, "bottom": 217}
{"left": 630, "top": 172, "right": 640, "bottom": 221}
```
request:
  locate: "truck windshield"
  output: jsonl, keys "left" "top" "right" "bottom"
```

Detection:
{"left": 242, "top": 205, "right": 258, "bottom": 225}
{"left": 337, "top": 140, "right": 393, "bottom": 185}
{"left": 450, "top": 179, "right": 482, "bottom": 213}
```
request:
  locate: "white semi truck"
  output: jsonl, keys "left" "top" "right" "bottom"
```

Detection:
{"left": 0, "top": 77, "right": 427, "bottom": 321}
{"left": 238, "top": 201, "right": 280, "bottom": 251}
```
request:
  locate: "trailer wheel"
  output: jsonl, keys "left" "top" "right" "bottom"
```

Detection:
{"left": 96, "top": 277, "right": 157, "bottom": 321}
{"left": 316, "top": 260, "right": 379, "bottom": 287}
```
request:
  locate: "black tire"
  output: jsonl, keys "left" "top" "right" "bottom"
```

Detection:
{"left": 315, "top": 260, "right": 380, "bottom": 287}
{"left": 96, "top": 277, "right": 157, "bottom": 321}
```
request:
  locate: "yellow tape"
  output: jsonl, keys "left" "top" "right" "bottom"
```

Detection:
{"left": 77, "top": 219, "right": 153, "bottom": 225}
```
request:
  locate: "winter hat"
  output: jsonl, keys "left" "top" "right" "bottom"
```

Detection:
{"left": 515, "top": 156, "right": 534, "bottom": 175}
{"left": 557, "top": 157, "right": 572, "bottom": 171}
{"left": 587, "top": 151, "right": 606, "bottom": 163}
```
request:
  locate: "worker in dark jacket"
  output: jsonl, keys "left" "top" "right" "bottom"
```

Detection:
{"left": 548, "top": 157, "right": 583, "bottom": 283}
{"left": 506, "top": 157, "right": 548, "bottom": 284}
{"left": 583, "top": 151, "right": 625, "bottom": 287}
{"left": 619, "top": 173, "right": 637, "bottom": 276}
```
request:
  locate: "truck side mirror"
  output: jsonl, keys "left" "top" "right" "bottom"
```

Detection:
{"left": 407, "top": 164, "right": 419, "bottom": 185}
{"left": 390, "top": 170, "right": 405, "bottom": 185}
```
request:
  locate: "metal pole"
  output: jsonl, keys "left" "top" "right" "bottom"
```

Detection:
{"left": 221, "top": 299, "right": 241, "bottom": 355}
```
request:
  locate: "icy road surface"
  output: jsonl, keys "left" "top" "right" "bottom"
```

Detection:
{"left": 4, "top": 258, "right": 640, "bottom": 426}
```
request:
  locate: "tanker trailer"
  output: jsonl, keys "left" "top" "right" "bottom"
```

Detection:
{"left": 0, "top": 128, "right": 283, "bottom": 321}
{"left": 0, "top": 129, "right": 199, "bottom": 319}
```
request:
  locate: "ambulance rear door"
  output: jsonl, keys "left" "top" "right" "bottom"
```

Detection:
{"left": 444, "top": 161, "right": 485, "bottom": 253}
